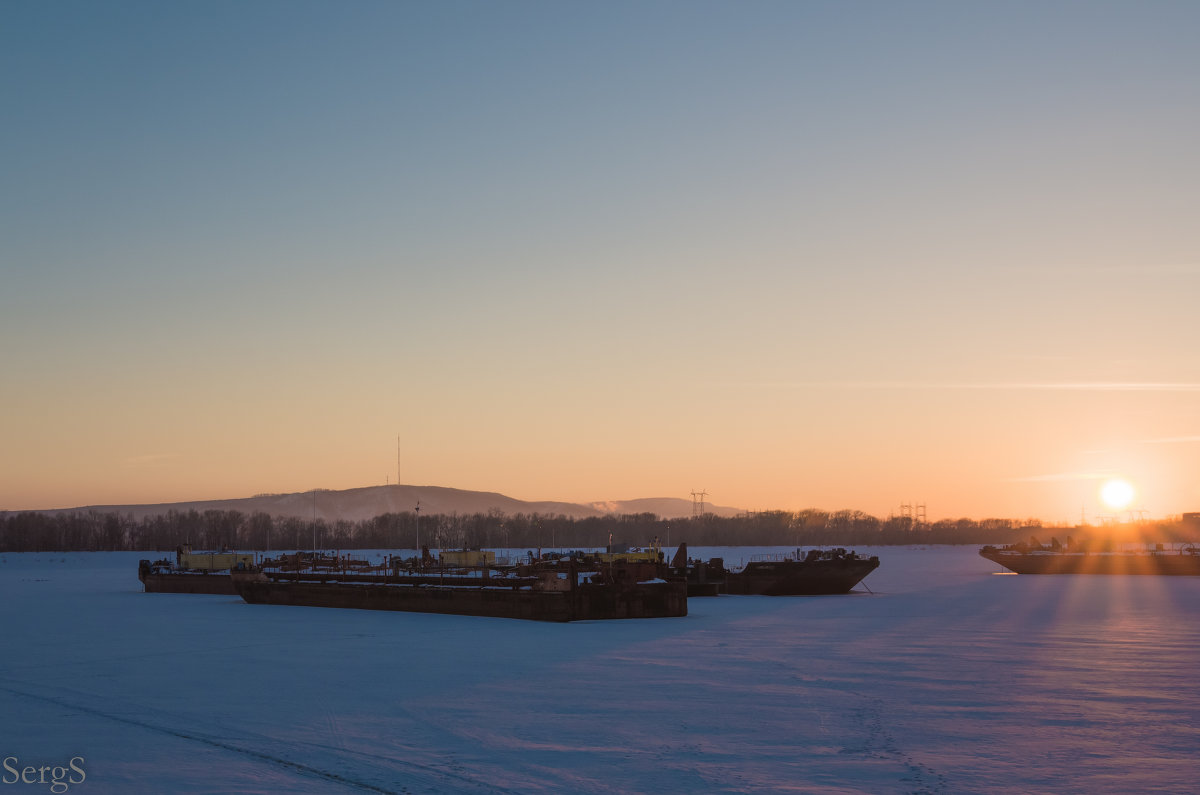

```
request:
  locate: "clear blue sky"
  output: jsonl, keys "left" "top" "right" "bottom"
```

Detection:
{"left": 3, "top": 1, "right": 1198, "bottom": 521}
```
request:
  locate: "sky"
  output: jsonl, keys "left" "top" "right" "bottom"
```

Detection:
{"left": 2, "top": 1, "right": 1198, "bottom": 523}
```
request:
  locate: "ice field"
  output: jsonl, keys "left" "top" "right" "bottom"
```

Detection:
{"left": 2, "top": 546, "right": 1198, "bottom": 794}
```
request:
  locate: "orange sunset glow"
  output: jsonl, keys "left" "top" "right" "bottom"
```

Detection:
{"left": 1, "top": 2, "right": 1197, "bottom": 526}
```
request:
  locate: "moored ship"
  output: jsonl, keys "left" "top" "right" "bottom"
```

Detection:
{"left": 138, "top": 544, "right": 255, "bottom": 594}
{"left": 231, "top": 549, "right": 687, "bottom": 622}
{"left": 723, "top": 548, "right": 879, "bottom": 595}
{"left": 980, "top": 539, "right": 1200, "bottom": 575}
{"left": 669, "top": 544, "right": 878, "bottom": 596}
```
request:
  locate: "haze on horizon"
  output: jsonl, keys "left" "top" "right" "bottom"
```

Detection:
{"left": 3, "top": 1, "right": 1198, "bottom": 525}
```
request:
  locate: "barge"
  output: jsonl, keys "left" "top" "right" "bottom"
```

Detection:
{"left": 138, "top": 545, "right": 255, "bottom": 594}
{"left": 980, "top": 539, "right": 1200, "bottom": 575}
{"left": 724, "top": 548, "right": 878, "bottom": 595}
{"left": 670, "top": 544, "right": 878, "bottom": 595}
{"left": 231, "top": 555, "right": 687, "bottom": 622}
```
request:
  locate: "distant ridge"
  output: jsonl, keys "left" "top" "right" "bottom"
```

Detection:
{"left": 31, "top": 485, "right": 744, "bottom": 522}
{"left": 587, "top": 497, "right": 742, "bottom": 519}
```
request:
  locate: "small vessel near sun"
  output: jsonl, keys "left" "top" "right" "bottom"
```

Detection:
{"left": 980, "top": 537, "right": 1200, "bottom": 575}
{"left": 138, "top": 544, "right": 255, "bottom": 594}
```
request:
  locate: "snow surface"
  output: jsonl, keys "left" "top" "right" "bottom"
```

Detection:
{"left": 2, "top": 546, "right": 1198, "bottom": 794}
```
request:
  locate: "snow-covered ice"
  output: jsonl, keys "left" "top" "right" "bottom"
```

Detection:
{"left": 2, "top": 546, "right": 1198, "bottom": 794}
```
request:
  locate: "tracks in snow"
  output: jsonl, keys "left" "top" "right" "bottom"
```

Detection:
{"left": 845, "top": 695, "right": 950, "bottom": 795}
{"left": 0, "top": 679, "right": 514, "bottom": 794}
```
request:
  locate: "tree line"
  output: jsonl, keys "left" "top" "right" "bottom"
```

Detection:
{"left": 3, "top": 507, "right": 1195, "bottom": 554}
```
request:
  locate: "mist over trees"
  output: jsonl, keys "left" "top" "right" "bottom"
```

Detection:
{"left": 2, "top": 508, "right": 1196, "bottom": 553}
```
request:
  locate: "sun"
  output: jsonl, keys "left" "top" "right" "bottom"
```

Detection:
{"left": 1100, "top": 478, "right": 1135, "bottom": 510}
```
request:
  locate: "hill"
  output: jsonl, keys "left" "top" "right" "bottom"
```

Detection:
{"left": 31, "top": 485, "right": 743, "bottom": 522}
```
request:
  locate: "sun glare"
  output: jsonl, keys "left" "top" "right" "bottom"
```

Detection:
{"left": 1100, "top": 478, "right": 1135, "bottom": 510}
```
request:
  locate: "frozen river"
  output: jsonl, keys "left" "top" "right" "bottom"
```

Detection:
{"left": 2, "top": 546, "right": 1198, "bottom": 794}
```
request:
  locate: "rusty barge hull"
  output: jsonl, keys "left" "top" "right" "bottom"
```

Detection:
{"left": 232, "top": 575, "right": 687, "bottom": 622}
{"left": 139, "top": 572, "right": 238, "bottom": 595}
{"left": 724, "top": 559, "right": 880, "bottom": 595}
{"left": 980, "top": 549, "right": 1200, "bottom": 575}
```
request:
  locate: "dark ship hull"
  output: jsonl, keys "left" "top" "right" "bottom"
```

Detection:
{"left": 980, "top": 546, "right": 1200, "bottom": 575}
{"left": 669, "top": 544, "right": 878, "bottom": 596}
{"left": 724, "top": 556, "right": 880, "bottom": 595}
{"left": 231, "top": 565, "right": 687, "bottom": 623}
{"left": 682, "top": 565, "right": 724, "bottom": 597}
{"left": 138, "top": 559, "right": 239, "bottom": 594}
{"left": 138, "top": 546, "right": 256, "bottom": 594}
{"left": 139, "top": 571, "right": 238, "bottom": 594}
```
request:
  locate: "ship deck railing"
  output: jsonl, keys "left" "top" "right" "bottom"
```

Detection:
{"left": 746, "top": 553, "right": 791, "bottom": 563}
